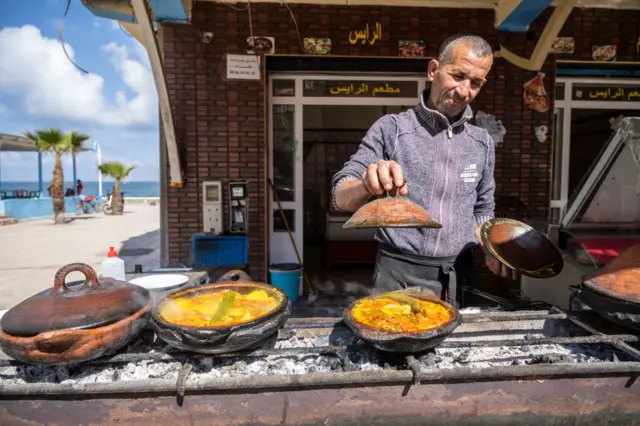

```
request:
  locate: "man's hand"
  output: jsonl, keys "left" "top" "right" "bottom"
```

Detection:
{"left": 475, "top": 225, "right": 519, "bottom": 281}
{"left": 362, "top": 160, "right": 409, "bottom": 197}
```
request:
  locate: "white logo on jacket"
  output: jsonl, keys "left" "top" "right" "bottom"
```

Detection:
{"left": 461, "top": 164, "right": 478, "bottom": 183}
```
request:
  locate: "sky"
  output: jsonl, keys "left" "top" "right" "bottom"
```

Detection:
{"left": 0, "top": 0, "right": 159, "bottom": 182}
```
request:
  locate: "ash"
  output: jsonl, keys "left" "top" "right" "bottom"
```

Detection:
{"left": 426, "top": 343, "right": 607, "bottom": 370}
{"left": 0, "top": 312, "right": 625, "bottom": 386}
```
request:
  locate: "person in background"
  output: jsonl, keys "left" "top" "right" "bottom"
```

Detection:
{"left": 76, "top": 179, "right": 84, "bottom": 196}
{"left": 332, "top": 34, "right": 516, "bottom": 306}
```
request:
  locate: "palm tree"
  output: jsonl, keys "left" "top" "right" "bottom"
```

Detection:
{"left": 98, "top": 162, "right": 135, "bottom": 215}
{"left": 22, "top": 129, "right": 70, "bottom": 224}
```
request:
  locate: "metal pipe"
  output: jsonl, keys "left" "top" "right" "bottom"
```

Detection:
{"left": 3, "top": 362, "right": 640, "bottom": 397}
{"left": 416, "top": 361, "right": 640, "bottom": 382}
{"left": 439, "top": 334, "right": 639, "bottom": 348}
{"left": 0, "top": 370, "right": 414, "bottom": 396}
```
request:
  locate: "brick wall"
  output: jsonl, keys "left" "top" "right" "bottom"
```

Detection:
{"left": 163, "top": 2, "right": 640, "bottom": 283}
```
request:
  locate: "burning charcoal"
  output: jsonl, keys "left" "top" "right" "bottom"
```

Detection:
{"left": 198, "top": 357, "right": 214, "bottom": 371}
{"left": 313, "top": 336, "right": 330, "bottom": 347}
{"left": 523, "top": 334, "right": 536, "bottom": 341}
{"left": 329, "top": 358, "right": 342, "bottom": 371}
{"left": 246, "top": 360, "right": 268, "bottom": 375}
{"left": 56, "top": 367, "right": 70, "bottom": 383}
{"left": 419, "top": 352, "right": 437, "bottom": 367}
{"left": 455, "top": 349, "right": 472, "bottom": 364}
{"left": 511, "top": 359, "right": 526, "bottom": 366}
{"left": 526, "top": 354, "right": 573, "bottom": 365}
{"left": 521, "top": 345, "right": 532, "bottom": 352}
{"left": 112, "top": 369, "right": 121, "bottom": 381}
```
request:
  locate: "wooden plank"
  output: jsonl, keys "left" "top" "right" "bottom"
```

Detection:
{"left": 131, "top": 0, "right": 183, "bottom": 188}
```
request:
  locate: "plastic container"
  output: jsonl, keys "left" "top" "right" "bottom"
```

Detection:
{"left": 101, "top": 246, "right": 126, "bottom": 281}
{"left": 192, "top": 235, "right": 248, "bottom": 267}
{"left": 268, "top": 263, "right": 301, "bottom": 303}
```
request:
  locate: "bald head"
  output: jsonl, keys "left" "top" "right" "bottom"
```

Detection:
{"left": 437, "top": 34, "right": 493, "bottom": 66}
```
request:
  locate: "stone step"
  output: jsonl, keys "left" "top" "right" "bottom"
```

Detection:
{"left": 0, "top": 214, "right": 8, "bottom": 220}
{"left": 0, "top": 217, "right": 18, "bottom": 226}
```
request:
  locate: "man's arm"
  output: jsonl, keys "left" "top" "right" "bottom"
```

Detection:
{"left": 332, "top": 115, "right": 394, "bottom": 212}
{"left": 474, "top": 133, "right": 496, "bottom": 232}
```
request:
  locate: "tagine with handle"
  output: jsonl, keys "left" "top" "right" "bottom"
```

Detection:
{"left": 343, "top": 187, "right": 442, "bottom": 229}
{"left": 0, "top": 263, "right": 151, "bottom": 365}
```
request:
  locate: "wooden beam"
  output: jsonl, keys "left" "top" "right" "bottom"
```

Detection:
{"left": 119, "top": 21, "right": 144, "bottom": 45}
{"left": 494, "top": 0, "right": 522, "bottom": 27}
{"left": 131, "top": 0, "right": 183, "bottom": 188}
{"left": 498, "top": 0, "right": 577, "bottom": 71}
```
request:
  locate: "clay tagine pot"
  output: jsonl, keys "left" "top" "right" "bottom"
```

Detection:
{"left": 480, "top": 218, "right": 563, "bottom": 278}
{"left": 151, "top": 281, "right": 291, "bottom": 354}
{"left": 0, "top": 263, "right": 151, "bottom": 365}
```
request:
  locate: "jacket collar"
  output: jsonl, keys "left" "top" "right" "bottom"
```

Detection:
{"left": 414, "top": 88, "right": 473, "bottom": 131}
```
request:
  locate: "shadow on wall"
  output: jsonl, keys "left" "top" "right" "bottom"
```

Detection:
{"left": 117, "top": 229, "right": 160, "bottom": 273}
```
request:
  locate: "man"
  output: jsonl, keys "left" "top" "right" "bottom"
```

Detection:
{"left": 332, "top": 34, "right": 516, "bottom": 307}
{"left": 77, "top": 179, "right": 84, "bottom": 196}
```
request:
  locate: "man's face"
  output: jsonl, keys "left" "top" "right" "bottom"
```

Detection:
{"left": 427, "top": 43, "right": 493, "bottom": 118}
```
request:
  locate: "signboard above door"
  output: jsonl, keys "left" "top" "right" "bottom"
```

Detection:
{"left": 572, "top": 85, "right": 640, "bottom": 102}
{"left": 302, "top": 80, "right": 419, "bottom": 98}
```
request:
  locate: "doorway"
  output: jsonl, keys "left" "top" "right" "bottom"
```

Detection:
{"left": 301, "top": 104, "right": 414, "bottom": 301}
{"left": 550, "top": 78, "right": 640, "bottom": 224}
{"left": 268, "top": 74, "right": 426, "bottom": 299}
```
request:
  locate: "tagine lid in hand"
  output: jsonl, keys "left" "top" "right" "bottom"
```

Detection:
{"left": 0, "top": 263, "right": 150, "bottom": 337}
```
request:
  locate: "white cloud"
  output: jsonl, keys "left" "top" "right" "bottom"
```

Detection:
{"left": 0, "top": 25, "right": 157, "bottom": 127}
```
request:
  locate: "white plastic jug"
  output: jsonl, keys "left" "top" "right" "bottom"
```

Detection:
{"left": 101, "top": 246, "right": 126, "bottom": 281}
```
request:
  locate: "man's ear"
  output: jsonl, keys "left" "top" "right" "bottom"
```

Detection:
{"left": 427, "top": 59, "right": 439, "bottom": 81}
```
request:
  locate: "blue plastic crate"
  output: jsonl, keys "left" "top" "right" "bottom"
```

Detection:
{"left": 192, "top": 235, "right": 248, "bottom": 267}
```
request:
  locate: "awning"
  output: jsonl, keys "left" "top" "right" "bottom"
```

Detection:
{"left": 0, "top": 134, "right": 38, "bottom": 152}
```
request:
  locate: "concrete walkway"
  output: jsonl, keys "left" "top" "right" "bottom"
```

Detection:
{"left": 0, "top": 204, "right": 160, "bottom": 309}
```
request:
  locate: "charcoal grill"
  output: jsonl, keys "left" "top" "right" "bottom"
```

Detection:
{"left": 1, "top": 288, "right": 640, "bottom": 426}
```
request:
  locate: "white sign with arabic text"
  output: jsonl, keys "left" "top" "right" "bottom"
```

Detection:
{"left": 226, "top": 54, "right": 260, "bottom": 80}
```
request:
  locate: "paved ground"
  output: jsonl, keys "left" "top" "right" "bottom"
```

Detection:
{"left": 0, "top": 203, "right": 160, "bottom": 309}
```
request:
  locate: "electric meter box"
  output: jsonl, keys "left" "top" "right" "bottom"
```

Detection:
{"left": 202, "top": 180, "right": 223, "bottom": 234}
{"left": 229, "top": 181, "right": 249, "bottom": 234}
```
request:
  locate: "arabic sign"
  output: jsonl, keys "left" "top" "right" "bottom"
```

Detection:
{"left": 572, "top": 85, "right": 640, "bottom": 102}
{"left": 348, "top": 22, "right": 382, "bottom": 45}
{"left": 302, "top": 80, "right": 418, "bottom": 98}
{"left": 226, "top": 54, "right": 260, "bottom": 80}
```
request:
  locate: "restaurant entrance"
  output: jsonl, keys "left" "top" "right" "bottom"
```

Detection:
{"left": 550, "top": 77, "right": 640, "bottom": 225}
{"left": 268, "top": 74, "right": 426, "bottom": 297}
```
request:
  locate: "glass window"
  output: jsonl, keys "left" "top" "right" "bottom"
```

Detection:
{"left": 272, "top": 104, "right": 295, "bottom": 202}
{"left": 272, "top": 79, "right": 295, "bottom": 97}
{"left": 273, "top": 209, "right": 295, "bottom": 232}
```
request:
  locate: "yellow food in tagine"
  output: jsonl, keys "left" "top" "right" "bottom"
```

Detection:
{"left": 159, "top": 289, "right": 281, "bottom": 327}
{"left": 351, "top": 295, "right": 452, "bottom": 333}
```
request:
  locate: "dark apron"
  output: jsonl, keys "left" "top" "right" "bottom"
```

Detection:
{"left": 372, "top": 243, "right": 475, "bottom": 308}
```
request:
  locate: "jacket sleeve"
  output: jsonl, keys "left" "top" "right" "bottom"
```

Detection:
{"left": 474, "top": 133, "right": 496, "bottom": 226}
{"left": 331, "top": 115, "right": 394, "bottom": 211}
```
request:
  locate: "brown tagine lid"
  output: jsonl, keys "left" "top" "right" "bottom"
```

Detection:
{"left": 583, "top": 243, "right": 640, "bottom": 304}
{"left": 343, "top": 196, "right": 442, "bottom": 229}
{"left": 480, "top": 218, "right": 563, "bottom": 278}
{"left": 0, "top": 263, "right": 150, "bottom": 337}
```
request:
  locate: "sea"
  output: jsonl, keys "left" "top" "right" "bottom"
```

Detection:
{"left": 0, "top": 181, "right": 160, "bottom": 198}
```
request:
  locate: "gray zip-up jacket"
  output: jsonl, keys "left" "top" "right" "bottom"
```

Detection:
{"left": 332, "top": 89, "right": 496, "bottom": 258}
